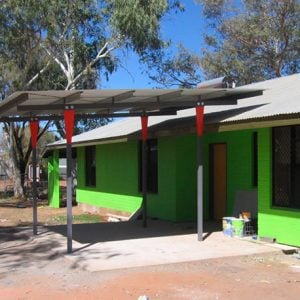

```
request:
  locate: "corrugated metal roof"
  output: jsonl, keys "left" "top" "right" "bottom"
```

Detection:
{"left": 204, "top": 73, "right": 300, "bottom": 121}
{"left": 47, "top": 74, "right": 299, "bottom": 149}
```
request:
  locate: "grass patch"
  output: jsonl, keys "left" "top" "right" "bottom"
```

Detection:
{"left": 51, "top": 214, "right": 104, "bottom": 224}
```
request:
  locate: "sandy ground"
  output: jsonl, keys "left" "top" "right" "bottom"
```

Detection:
{"left": 0, "top": 198, "right": 103, "bottom": 227}
{"left": 1, "top": 198, "right": 300, "bottom": 299}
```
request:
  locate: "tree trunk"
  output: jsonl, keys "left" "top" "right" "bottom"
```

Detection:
{"left": 9, "top": 124, "right": 25, "bottom": 199}
{"left": 13, "top": 163, "right": 25, "bottom": 199}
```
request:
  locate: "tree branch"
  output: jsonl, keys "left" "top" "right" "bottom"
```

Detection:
{"left": 25, "top": 60, "right": 51, "bottom": 88}
{"left": 37, "top": 120, "right": 51, "bottom": 140}
{"left": 66, "top": 42, "right": 116, "bottom": 90}
{"left": 41, "top": 44, "right": 69, "bottom": 77}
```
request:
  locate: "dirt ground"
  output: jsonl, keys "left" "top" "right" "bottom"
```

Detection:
{"left": 1, "top": 198, "right": 300, "bottom": 299}
{"left": 0, "top": 198, "right": 104, "bottom": 227}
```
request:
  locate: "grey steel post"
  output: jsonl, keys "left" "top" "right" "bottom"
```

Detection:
{"left": 32, "top": 146, "right": 38, "bottom": 235}
{"left": 66, "top": 143, "right": 73, "bottom": 253}
{"left": 196, "top": 103, "right": 204, "bottom": 241}
{"left": 197, "top": 136, "right": 203, "bottom": 241}
{"left": 142, "top": 140, "right": 148, "bottom": 228}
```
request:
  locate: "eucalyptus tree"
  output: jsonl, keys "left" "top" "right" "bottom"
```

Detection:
{"left": 0, "top": 0, "right": 182, "bottom": 197}
{"left": 148, "top": 0, "right": 300, "bottom": 87}
{"left": 199, "top": 0, "right": 300, "bottom": 84}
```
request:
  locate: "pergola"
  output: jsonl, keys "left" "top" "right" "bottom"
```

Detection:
{"left": 0, "top": 87, "right": 262, "bottom": 253}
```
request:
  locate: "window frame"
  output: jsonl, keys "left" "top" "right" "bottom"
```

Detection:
{"left": 85, "top": 145, "right": 96, "bottom": 187}
{"left": 138, "top": 139, "right": 158, "bottom": 194}
{"left": 272, "top": 126, "right": 300, "bottom": 209}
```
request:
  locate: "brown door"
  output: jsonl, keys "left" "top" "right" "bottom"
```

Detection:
{"left": 210, "top": 143, "right": 227, "bottom": 220}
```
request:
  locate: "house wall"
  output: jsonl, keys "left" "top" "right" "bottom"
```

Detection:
{"left": 75, "top": 129, "right": 258, "bottom": 222}
{"left": 175, "top": 135, "right": 197, "bottom": 221}
{"left": 203, "top": 129, "right": 257, "bottom": 217}
{"left": 48, "top": 150, "right": 60, "bottom": 208}
{"left": 76, "top": 141, "right": 142, "bottom": 213}
{"left": 148, "top": 137, "right": 177, "bottom": 221}
{"left": 148, "top": 135, "right": 197, "bottom": 222}
{"left": 48, "top": 124, "right": 300, "bottom": 246}
{"left": 153, "top": 129, "right": 258, "bottom": 222}
{"left": 76, "top": 137, "right": 192, "bottom": 221}
{"left": 258, "top": 128, "right": 300, "bottom": 247}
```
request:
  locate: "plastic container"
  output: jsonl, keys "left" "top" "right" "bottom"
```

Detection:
{"left": 222, "top": 217, "right": 234, "bottom": 236}
{"left": 231, "top": 218, "right": 245, "bottom": 237}
{"left": 223, "top": 217, "right": 245, "bottom": 237}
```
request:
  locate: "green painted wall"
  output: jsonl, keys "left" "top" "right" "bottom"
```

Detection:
{"left": 151, "top": 130, "right": 257, "bottom": 222}
{"left": 203, "top": 129, "right": 257, "bottom": 217}
{"left": 49, "top": 123, "right": 300, "bottom": 246}
{"left": 149, "top": 135, "right": 198, "bottom": 222}
{"left": 76, "top": 136, "right": 195, "bottom": 221}
{"left": 76, "top": 141, "right": 142, "bottom": 213}
{"left": 75, "top": 130, "right": 257, "bottom": 222}
{"left": 48, "top": 150, "right": 60, "bottom": 208}
{"left": 258, "top": 128, "right": 300, "bottom": 247}
{"left": 175, "top": 135, "right": 197, "bottom": 221}
{"left": 148, "top": 137, "right": 177, "bottom": 221}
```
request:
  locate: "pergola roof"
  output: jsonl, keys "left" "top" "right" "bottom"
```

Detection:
{"left": 0, "top": 87, "right": 263, "bottom": 121}
{"left": 0, "top": 85, "right": 264, "bottom": 253}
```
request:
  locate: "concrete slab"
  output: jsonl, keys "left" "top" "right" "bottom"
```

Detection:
{"left": 1, "top": 220, "right": 296, "bottom": 276}
{"left": 41, "top": 220, "right": 296, "bottom": 272}
{"left": 67, "top": 233, "right": 293, "bottom": 272}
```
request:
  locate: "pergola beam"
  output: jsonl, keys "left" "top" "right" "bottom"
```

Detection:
{"left": 16, "top": 101, "right": 196, "bottom": 111}
{"left": 0, "top": 92, "right": 28, "bottom": 112}
{"left": 0, "top": 110, "right": 178, "bottom": 123}
{"left": 16, "top": 98, "right": 238, "bottom": 113}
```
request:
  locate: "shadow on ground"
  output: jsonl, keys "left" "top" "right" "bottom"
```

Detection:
{"left": 0, "top": 227, "right": 63, "bottom": 272}
{"left": 0, "top": 198, "right": 47, "bottom": 208}
{"left": 46, "top": 220, "right": 222, "bottom": 244}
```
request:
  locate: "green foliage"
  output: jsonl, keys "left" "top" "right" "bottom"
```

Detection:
{"left": 108, "top": 0, "right": 178, "bottom": 53}
{"left": 0, "top": 0, "right": 183, "bottom": 128}
{"left": 200, "top": 0, "right": 226, "bottom": 18}
{"left": 150, "top": 0, "right": 299, "bottom": 87}
{"left": 0, "top": 0, "right": 107, "bottom": 94}
{"left": 0, "top": 0, "right": 183, "bottom": 197}
{"left": 198, "top": 0, "right": 300, "bottom": 84}
{"left": 144, "top": 45, "right": 202, "bottom": 88}
{"left": 0, "top": 0, "right": 182, "bottom": 96}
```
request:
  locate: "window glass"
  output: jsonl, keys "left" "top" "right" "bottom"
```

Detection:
{"left": 139, "top": 139, "right": 158, "bottom": 193}
{"left": 85, "top": 146, "right": 96, "bottom": 187}
{"left": 273, "top": 126, "right": 300, "bottom": 209}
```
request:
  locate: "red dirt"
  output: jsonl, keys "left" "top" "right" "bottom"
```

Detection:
{"left": 0, "top": 199, "right": 300, "bottom": 299}
{"left": 0, "top": 251, "right": 299, "bottom": 300}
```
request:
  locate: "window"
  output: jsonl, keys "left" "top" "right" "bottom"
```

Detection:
{"left": 85, "top": 146, "right": 96, "bottom": 187}
{"left": 273, "top": 126, "right": 300, "bottom": 209}
{"left": 139, "top": 139, "right": 158, "bottom": 193}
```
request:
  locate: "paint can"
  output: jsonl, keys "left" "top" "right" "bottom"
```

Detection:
{"left": 231, "top": 219, "right": 245, "bottom": 237}
{"left": 222, "top": 217, "right": 234, "bottom": 236}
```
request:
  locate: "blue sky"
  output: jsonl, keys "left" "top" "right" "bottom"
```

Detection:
{"left": 102, "top": 1, "right": 203, "bottom": 89}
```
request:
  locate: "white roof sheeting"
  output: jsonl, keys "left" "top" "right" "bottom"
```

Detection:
{"left": 0, "top": 86, "right": 261, "bottom": 120}
{"left": 204, "top": 73, "right": 300, "bottom": 120}
{"left": 47, "top": 74, "right": 299, "bottom": 149}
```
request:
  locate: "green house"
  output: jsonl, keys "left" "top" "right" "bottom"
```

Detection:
{"left": 47, "top": 74, "right": 300, "bottom": 247}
